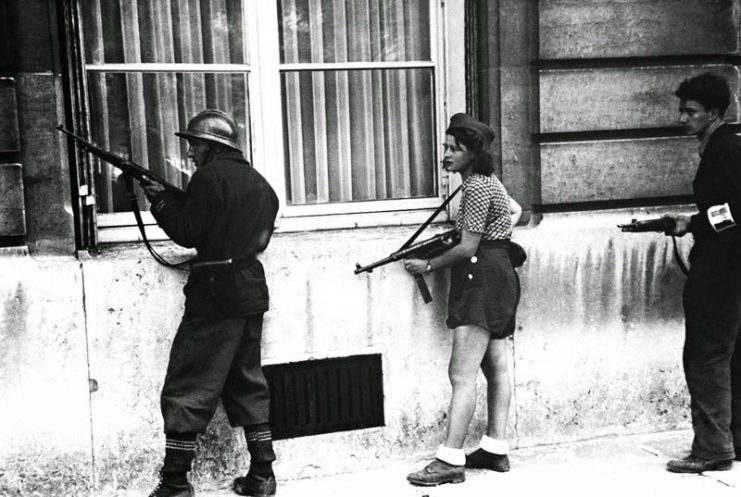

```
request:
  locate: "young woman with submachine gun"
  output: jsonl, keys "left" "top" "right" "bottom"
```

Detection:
{"left": 386, "top": 113, "right": 524, "bottom": 486}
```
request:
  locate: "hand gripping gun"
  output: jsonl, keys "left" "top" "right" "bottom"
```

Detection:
{"left": 617, "top": 216, "right": 688, "bottom": 275}
{"left": 354, "top": 185, "right": 462, "bottom": 304}
{"left": 354, "top": 229, "right": 461, "bottom": 303}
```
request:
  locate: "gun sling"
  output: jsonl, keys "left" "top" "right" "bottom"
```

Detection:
{"left": 122, "top": 175, "right": 192, "bottom": 269}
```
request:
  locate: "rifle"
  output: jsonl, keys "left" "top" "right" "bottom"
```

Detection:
{"left": 57, "top": 125, "right": 186, "bottom": 199}
{"left": 618, "top": 216, "right": 688, "bottom": 275}
{"left": 617, "top": 217, "right": 676, "bottom": 235}
{"left": 355, "top": 229, "right": 461, "bottom": 303}
{"left": 58, "top": 125, "right": 191, "bottom": 268}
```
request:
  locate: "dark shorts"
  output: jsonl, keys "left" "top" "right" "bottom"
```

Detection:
{"left": 446, "top": 241, "right": 519, "bottom": 339}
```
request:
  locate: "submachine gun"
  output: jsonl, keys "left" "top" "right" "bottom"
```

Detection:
{"left": 354, "top": 185, "right": 462, "bottom": 304}
{"left": 617, "top": 217, "right": 676, "bottom": 235}
{"left": 57, "top": 125, "right": 189, "bottom": 267}
{"left": 354, "top": 229, "right": 461, "bottom": 303}
{"left": 617, "top": 216, "right": 688, "bottom": 275}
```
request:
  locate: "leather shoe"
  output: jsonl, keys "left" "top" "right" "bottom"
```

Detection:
{"left": 406, "top": 459, "right": 465, "bottom": 486}
{"left": 147, "top": 480, "right": 194, "bottom": 497}
{"left": 233, "top": 472, "right": 276, "bottom": 497}
{"left": 465, "top": 449, "right": 510, "bottom": 472}
{"left": 666, "top": 455, "right": 733, "bottom": 473}
{"left": 736, "top": 447, "right": 741, "bottom": 461}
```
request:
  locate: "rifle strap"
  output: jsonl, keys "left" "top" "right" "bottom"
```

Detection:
{"left": 671, "top": 235, "right": 690, "bottom": 276}
{"left": 399, "top": 184, "right": 462, "bottom": 250}
{"left": 123, "top": 175, "right": 191, "bottom": 269}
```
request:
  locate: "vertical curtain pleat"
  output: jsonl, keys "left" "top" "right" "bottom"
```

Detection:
{"left": 369, "top": 1, "right": 388, "bottom": 199}
{"left": 347, "top": 0, "right": 376, "bottom": 201}
{"left": 202, "top": 0, "right": 232, "bottom": 110}
{"left": 402, "top": 1, "right": 429, "bottom": 197}
{"left": 282, "top": 0, "right": 307, "bottom": 204}
{"left": 387, "top": 1, "right": 411, "bottom": 199}
{"left": 329, "top": 0, "right": 352, "bottom": 202}
{"left": 309, "top": 0, "right": 329, "bottom": 203}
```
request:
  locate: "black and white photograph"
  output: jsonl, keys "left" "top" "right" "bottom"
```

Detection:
{"left": 1, "top": 1, "right": 741, "bottom": 496}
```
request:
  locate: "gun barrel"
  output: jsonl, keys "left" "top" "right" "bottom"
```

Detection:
{"left": 618, "top": 217, "right": 676, "bottom": 233}
{"left": 354, "top": 254, "right": 399, "bottom": 274}
{"left": 353, "top": 229, "right": 460, "bottom": 275}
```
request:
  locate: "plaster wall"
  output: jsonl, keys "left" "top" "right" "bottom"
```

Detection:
{"left": 0, "top": 209, "right": 692, "bottom": 495}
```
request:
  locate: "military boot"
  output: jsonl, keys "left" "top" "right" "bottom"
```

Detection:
{"left": 233, "top": 472, "right": 276, "bottom": 497}
{"left": 147, "top": 472, "right": 194, "bottom": 497}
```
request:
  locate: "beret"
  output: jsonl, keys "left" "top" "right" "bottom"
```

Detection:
{"left": 446, "top": 113, "right": 495, "bottom": 145}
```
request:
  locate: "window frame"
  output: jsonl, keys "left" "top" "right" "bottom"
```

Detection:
{"left": 73, "top": 0, "right": 465, "bottom": 244}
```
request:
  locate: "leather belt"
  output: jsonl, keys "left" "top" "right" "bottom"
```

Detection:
{"left": 191, "top": 255, "right": 256, "bottom": 271}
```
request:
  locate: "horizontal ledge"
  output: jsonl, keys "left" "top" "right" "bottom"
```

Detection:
{"left": 536, "top": 124, "right": 741, "bottom": 144}
{"left": 536, "top": 54, "right": 741, "bottom": 71}
{"left": 535, "top": 196, "right": 695, "bottom": 214}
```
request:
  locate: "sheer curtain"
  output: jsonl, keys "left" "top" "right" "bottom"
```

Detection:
{"left": 80, "top": 0, "right": 250, "bottom": 213}
{"left": 278, "top": 0, "right": 436, "bottom": 205}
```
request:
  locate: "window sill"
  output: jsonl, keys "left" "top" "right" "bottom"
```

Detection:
{"left": 95, "top": 197, "right": 454, "bottom": 243}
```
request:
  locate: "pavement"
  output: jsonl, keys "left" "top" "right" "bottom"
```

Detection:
{"left": 168, "top": 429, "right": 741, "bottom": 497}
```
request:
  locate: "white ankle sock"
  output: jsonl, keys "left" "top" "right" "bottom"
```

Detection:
{"left": 480, "top": 435, "right": 509, "bottom": 455}
{"left": 435, "top": 445, "right": 465, "bottom": 466}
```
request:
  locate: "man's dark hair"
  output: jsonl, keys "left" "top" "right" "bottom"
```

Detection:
{"left": 446, "top": 128, "right": 495, "bottom": 176}
{"left": 675, "top": 72, "right": 732, "bottom": 116}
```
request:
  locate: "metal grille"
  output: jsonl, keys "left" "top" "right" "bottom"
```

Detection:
{"left": 264, "top": 354, "right": 384, "bottom": 440}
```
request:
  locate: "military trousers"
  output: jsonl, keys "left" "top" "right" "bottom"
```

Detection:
{"left": 161, "top": 314, "right": 270, "bottom": 434}
{"left": 682, "top": 233, "right": 741, "bottom": 460}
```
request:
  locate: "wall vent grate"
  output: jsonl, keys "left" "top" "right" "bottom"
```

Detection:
{"left": 263, "top": 354, "right": 384, "bottom": 440}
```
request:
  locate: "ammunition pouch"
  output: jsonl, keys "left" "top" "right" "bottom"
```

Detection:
{"left": 508, "top": 241, "right": 527, "bottom": 268}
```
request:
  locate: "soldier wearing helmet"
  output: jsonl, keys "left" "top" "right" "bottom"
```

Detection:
{"left": 140, "top": 109, "right": 280, "bottom": 497}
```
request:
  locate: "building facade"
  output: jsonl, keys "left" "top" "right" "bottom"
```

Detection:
{"left": 1, "top": 0, "right": 739, "bottom": 495}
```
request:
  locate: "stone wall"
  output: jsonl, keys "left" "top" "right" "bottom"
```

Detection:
{"left": 0, "top": 216, "right": 692, "bottom": 495}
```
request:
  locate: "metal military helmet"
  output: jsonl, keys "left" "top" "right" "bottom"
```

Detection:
{"left": 175, "top": 109, "right": 241, "bottom": 151}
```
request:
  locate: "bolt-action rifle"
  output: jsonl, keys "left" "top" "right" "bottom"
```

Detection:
{"left": 57, "top": 125, "right": 186, "bottom": 199}
{"left": 355, "top": 229, "right": 461, "bottom": 303}
{"left": 58, "top": 125, "right": 191, "bottom": 268}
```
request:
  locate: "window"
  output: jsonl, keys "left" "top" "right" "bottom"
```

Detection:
{"left": 278, "top": 1, "right": 436, "bottom": 205}
{"left": 71, "top": 0, "right": 460, "bottom": 243}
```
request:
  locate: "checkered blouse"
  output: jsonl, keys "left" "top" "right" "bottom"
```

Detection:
{"left": 455, "top": 173, "right": 512, "bottom": 240}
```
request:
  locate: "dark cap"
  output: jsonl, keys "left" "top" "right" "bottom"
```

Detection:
{"left": 446, "top": 113, "right": 495, "bottom": 145}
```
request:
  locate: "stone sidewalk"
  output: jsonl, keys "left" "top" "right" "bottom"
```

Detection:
{"left": 167, "top": 429, "right": 739, "bottom": 497}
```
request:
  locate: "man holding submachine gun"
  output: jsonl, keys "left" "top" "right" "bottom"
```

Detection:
{"left": 621, "top": 72, "right": 741, "bottom": 473}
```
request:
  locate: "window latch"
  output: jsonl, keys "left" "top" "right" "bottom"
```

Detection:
{"left": 79, "top": 184, "right": 96, "bottom": 206}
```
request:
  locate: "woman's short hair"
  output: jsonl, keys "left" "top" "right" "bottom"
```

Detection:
{"left": 446, "top": 127, "right": 495, "bottom": 176}
{"left": 675, "top": 72, "right": 731, "bottom": 116}
{"left": 445, "top": 113, "right": 496, "bottom": 175}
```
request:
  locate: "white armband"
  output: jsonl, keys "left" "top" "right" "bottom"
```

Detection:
{"left": 706, "top": 202, "right": 736, "bottom": 232}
